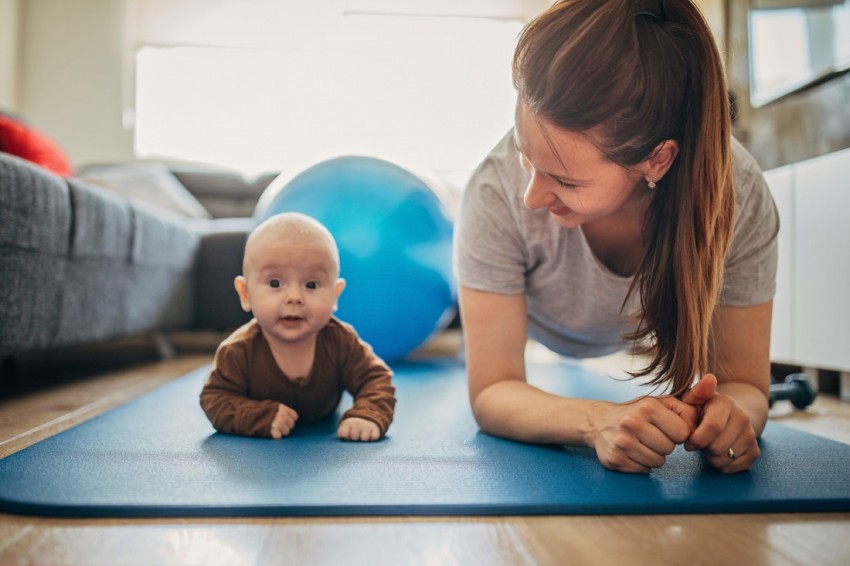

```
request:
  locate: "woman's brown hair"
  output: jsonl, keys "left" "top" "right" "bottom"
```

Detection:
{"left": 512, "top": 0, "right": 735, "bottom": 395}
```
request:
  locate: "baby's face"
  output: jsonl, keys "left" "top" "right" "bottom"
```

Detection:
{"left": 241, "top": 233, "right": 343, "bottom": 349}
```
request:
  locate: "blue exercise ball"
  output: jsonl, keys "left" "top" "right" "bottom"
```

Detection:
{"left": 255, "top": 156, "right": 456, "bottom": 362}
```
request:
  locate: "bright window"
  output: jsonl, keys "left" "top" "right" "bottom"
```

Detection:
{"left": 749, "top": 1, "right": 850, "bottom": 107}
{"left": 750, "top": 9, "right": 811, "bottom": 103}
{"left": 133, "top": 5, "right": 524, "bottom": 189}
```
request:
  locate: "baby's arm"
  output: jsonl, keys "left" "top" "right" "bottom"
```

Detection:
{"left": 340, "top": 356, "right": 396, "bottom": 440}
{"left": 200, "top": 362, "right": 295, "bottom": 438}
{"left": 337, "top": 417, "right": 380, "bottom": 441}
{"left": 200, "top": 382, "right": 284, "bottom": 437}
{"left": 333, "top": 321, "right": 397, "bottom": 439}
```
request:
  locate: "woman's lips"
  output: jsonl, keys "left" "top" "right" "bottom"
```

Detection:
{"left": 548, "top": 204, "right": 572, "bottom": 216}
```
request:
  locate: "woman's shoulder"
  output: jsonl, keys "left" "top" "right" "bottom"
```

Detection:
{"left": 467, "top": 128, "right": 527, "bottom": 196}
{"left": 487, "top": 128, "right": 519, "bottom": 163}
{"left": 722, "top": 138, "right": 779, "bottom": 305}
{"left": 730, "top": 136, "right": 768, "bottom": 198}
{"left": 729, "top": 136, "right": 777, "bottom": 226}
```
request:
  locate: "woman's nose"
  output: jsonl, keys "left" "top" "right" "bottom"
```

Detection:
{"left": 523, "top": 174, "right": 554, "bottom": 210}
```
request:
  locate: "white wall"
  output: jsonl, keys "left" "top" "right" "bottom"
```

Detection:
{"left": 6, "top": 0, "right": 720, "bottom": 170}
{"left": 0, "top": 0, "right": 19, "bottom": 110}
{"left": 17, "top": 0, "right": 134, "bottom": 166}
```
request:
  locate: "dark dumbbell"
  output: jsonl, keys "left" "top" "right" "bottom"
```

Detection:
{"left": 769, "top": 373, "right": 817, "bottom": 409}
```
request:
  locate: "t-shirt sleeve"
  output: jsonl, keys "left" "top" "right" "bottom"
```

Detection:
{"left": 720, "top": 164, "right": 779, "bottom": 307}
{"left": 454, "top": 158, "right": 528, "bottom": 295}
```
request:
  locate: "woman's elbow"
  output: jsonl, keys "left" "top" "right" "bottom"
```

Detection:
{"left": 469, "top": 384, "right": 501, "bottom": 434}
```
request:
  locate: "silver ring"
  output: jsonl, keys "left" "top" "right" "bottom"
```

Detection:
{"left": 727, "top": 447, "right": 737, "bottom": 461}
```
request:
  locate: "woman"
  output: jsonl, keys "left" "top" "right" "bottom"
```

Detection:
{"left": 455, "top": 0, "right": 778, "bottom": 473}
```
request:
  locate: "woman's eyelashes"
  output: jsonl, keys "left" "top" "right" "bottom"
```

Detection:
{"left": 517, "top": 151, "right": 577, "bottom": 189}
{"left": 550, "top": 175, "right": 577, "bottom": 189}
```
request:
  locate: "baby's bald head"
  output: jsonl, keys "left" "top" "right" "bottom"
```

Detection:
{"left": 242, "top": 213, "right": 340, "bottom": 278}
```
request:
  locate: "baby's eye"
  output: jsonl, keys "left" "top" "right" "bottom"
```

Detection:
{"left": 305, "top": 281, "right": 319, "bottom": 290}
{"left": 269, "top": 279, "right": 281, "bottom": 288}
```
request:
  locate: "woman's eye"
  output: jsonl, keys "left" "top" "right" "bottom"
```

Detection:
{"left": 269, "top": 279, "right": 281, "bottom": 288}
{"left": 554, "top": 178, "right": 575, "bottom": 189}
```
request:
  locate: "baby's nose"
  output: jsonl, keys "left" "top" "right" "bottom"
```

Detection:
{"left": 284, "top": 289, "right": 304, "bottom": 304}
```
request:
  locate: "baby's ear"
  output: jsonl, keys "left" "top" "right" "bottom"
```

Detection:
{"left": 333, "top": 278, "right": 346, "bottom": 311}
{"left": 234, "top": 276, "right": 252, "bottom": 312}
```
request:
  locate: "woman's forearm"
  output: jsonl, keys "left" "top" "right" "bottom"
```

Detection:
{"left": 717, "top": 381, "right": 769, "bottom": 437}
{"left": 472, "top": 379, "right": 600, "bottom": 446}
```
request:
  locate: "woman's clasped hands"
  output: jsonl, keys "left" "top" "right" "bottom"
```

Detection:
{"left": 588, "top": 374, "right": 760, "bottom": 474}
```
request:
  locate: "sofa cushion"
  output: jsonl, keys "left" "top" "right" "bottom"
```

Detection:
{"left": 0, "top": 153, "right": 71, "bottom": 255}
{"left": 66, "top": 179, "right": 135, "bottom": 260}
{"left": 62, "top": 178, "right": 203, "bottom": 338}
{"left": 1, "top": 153, "right": 203, "bottom": 357}
{"left": 66, "top": 177, "right": 201, "bottom": 268}
{"left": 75, "top": 162, "right": 212, "bottom": 219}
{"left": 170, "top": 165, "right": 276, "bottom": 218}
{"left": 1, "top": 154, "right": 72, "bottom": 353}
{"left": 193, "top": 217, "right": 255, "bottom": 331}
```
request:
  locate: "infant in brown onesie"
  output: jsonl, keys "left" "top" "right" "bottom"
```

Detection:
{"left": 200, "top": 212, "right": 395, "bottom": 440}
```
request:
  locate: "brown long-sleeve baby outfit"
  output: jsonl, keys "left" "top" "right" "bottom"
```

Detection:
{"left": 200, "top": 317, "right": 395, "bottom": 438}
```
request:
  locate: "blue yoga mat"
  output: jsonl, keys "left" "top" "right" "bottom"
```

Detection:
{"left": 1, "top": 358, "right": 849, "bottom": 517}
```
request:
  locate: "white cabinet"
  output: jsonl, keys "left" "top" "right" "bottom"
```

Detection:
{"left": 764, "top": 147, "right": 850, "bottom": 373}
{"left": 763, "top": 165, "right": 794, "bottom": 364}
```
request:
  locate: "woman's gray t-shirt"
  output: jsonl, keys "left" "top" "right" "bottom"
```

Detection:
{"left": 454, "top": 130, "right": 778, "bottom": 358}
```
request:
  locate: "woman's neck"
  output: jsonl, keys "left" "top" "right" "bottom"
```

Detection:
{"left": 581, "top": 193, "right": 650, "bottom": 277}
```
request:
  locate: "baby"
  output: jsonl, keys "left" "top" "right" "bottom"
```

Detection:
{"left": 200, "top": 212, "right": 395, "bottom": 441}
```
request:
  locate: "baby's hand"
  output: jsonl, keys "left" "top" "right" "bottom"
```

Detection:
{"left": 270, "top": 404, "right": 298, "bottom": 439}
{"left": 337, "top": 417, "right": 381, "bottom": 442}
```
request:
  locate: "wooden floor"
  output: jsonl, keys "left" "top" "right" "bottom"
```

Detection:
{"left": 1, "top": 333, "right": 849, "bottom": 566}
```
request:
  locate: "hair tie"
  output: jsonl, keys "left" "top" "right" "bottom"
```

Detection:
{"left": 635, "top": 0, "right": 667, "bottom": 22}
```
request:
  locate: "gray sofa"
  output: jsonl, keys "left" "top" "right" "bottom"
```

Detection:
{"left": 0, "top": 152, "right": 277, "bottom": 360}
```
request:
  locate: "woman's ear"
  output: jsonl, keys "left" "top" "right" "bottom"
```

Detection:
{"left": 234, "top": 276, "right": 252, "bottom": 312}
{"left": 644, "top": 139, "right": 680, "bottom": 182}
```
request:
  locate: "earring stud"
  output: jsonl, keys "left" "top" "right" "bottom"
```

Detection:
{"left": 647, "top": 179, "right": 656, "bottom": 189}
